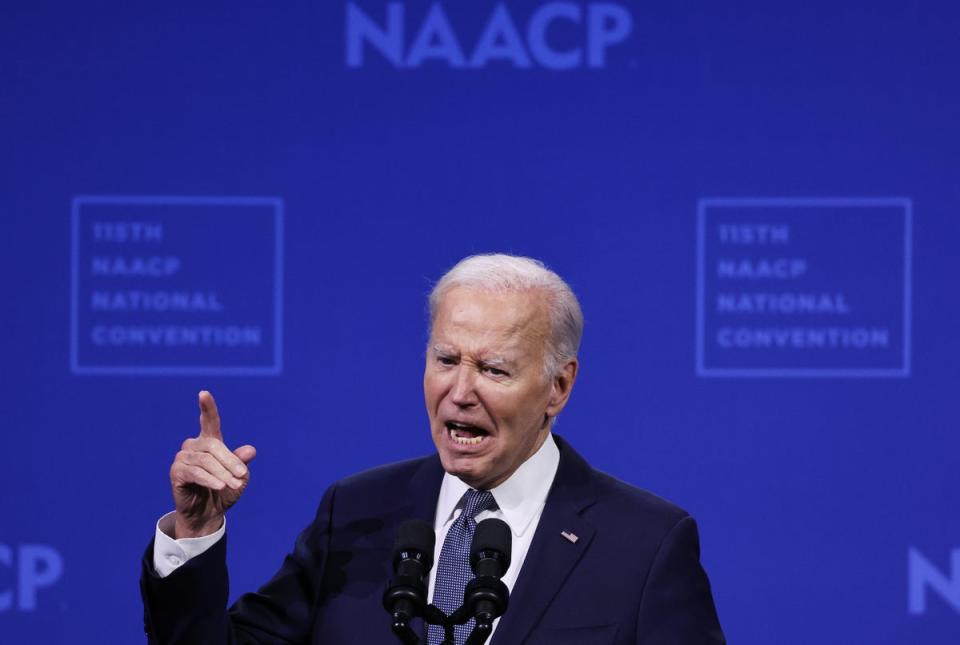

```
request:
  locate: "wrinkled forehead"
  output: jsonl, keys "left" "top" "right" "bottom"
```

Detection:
{"left": 429, "top": 286, "right": 551, "bottom": 353}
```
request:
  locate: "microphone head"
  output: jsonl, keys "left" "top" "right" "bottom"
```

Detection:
{"left": 392, "top": 519, "right": 436, "bottom": 570}
{"left": 470, "top": 518, "right": 512, "bottom": 574}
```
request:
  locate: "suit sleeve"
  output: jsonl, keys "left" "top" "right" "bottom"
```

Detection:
{"left": 635, "top": 516, "right": 725, "bottom": 645}
{"left": 140, "top": 484, "right": 338, "bottom": 644}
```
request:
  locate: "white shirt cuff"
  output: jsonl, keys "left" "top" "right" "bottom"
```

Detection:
{"left": 152, "top": 511, "right": 226, "bottom": 578}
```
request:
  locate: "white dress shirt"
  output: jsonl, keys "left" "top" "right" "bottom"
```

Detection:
{"left": 153, "top": 433, "right": 561, "bottom": 640}
{"left": 153, "top": 511, "right": 225, "bottom": 577}
{"left": 428, "top": 433, "right": 560, "bottom": 640}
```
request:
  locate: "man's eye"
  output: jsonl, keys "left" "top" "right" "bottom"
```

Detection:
{"left": 437, "top": 356, "right": 456, "bottom": 366}
{"left": 483, "top": 366, "right": 509, "bottom": 377}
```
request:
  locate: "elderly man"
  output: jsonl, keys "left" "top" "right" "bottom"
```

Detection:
{"left": 141, "top": 254, "right": 725, "bottom": 644}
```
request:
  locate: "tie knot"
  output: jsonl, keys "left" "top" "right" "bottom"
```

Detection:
{"left": 462, "top": 489, "right": 496, "bottom": 520}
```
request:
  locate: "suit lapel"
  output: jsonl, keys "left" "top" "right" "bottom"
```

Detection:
{"left": 401, "top": 455, "right": 444, "bottom": 642}
{"left": 406, "top": 454, "right": 445, "bottom": 524}
{"left": 491, "top": 436, "right": 598, "bottom": 644}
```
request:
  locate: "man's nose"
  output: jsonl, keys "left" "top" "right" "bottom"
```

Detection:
{"left": 450, "top": 366, "right": 479, "bottom": 407}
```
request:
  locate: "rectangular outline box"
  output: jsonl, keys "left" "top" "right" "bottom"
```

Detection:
{"left": 70, "top": 195, "right": 284, "bottom": 376}
{"left": 695, "top": 197, "right": 912, "bottom": 378}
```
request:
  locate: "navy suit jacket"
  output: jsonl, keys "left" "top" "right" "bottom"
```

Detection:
{"left": 141, "top": 436, "right": 725, "bottom": 644}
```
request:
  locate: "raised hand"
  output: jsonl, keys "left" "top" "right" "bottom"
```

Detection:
{"left": 170, "top": 391, "right": 257, "bottom": 538}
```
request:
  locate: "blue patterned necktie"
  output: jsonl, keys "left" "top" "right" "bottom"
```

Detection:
{"left": 428, "top": 489, "right": 497, "bottom": 645}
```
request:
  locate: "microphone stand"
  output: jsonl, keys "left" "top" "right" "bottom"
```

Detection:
{"left": 391, "top": 602, "right": 494, "bottom": 645}
{"left": 389, "top": 622, "right": 420, "bottom": 645}
{"left": 434, "top": 603, "right": 495, "bottom": 645}
{"left": 386, "top": 518, "right": 511, "bottom": 644}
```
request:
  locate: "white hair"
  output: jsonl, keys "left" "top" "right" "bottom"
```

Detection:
{"left": 428, "top": 253, "right": 583, "bottom": 378}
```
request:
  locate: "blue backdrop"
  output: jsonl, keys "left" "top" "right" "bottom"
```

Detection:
{"left": 2, "top": 1, "right": 958, "bottom": 643}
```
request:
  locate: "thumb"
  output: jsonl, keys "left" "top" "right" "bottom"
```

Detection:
{"left": 234, "top": 444, "right": 257, "bottom": 464}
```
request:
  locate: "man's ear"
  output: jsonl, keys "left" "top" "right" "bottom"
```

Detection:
{"left": 546, "top": 359, "right": 578, "bottom": 418}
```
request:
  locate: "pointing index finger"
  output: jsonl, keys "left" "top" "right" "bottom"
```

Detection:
{"left": 198, "top": 390, "right": 223, "bottom": 441}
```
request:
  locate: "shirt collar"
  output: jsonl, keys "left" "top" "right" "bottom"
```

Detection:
{"left": 434, "top": 433, "right": 560, "bottom": 538}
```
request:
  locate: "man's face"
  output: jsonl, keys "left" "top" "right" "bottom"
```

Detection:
{"left": 424, "top": 286, "right": 575, "bottom": 490}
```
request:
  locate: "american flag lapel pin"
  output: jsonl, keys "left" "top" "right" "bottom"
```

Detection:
{"left": 561, "top": 530, "right": 579, "bottom": 544}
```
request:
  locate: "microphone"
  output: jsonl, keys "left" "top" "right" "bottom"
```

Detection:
{"left": 383, "top": 519, "right": 435, "bottom": 642}
{"left": 465, "top": 518, "right": 512, "bottom": 630}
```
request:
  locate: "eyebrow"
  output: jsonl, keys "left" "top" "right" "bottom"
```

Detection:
{"left": 432, "top": 345, "right": 514, "bottom": 367}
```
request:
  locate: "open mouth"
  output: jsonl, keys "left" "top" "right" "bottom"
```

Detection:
{"left": 445, "top": 421, "right": 489, "bottom": 446}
